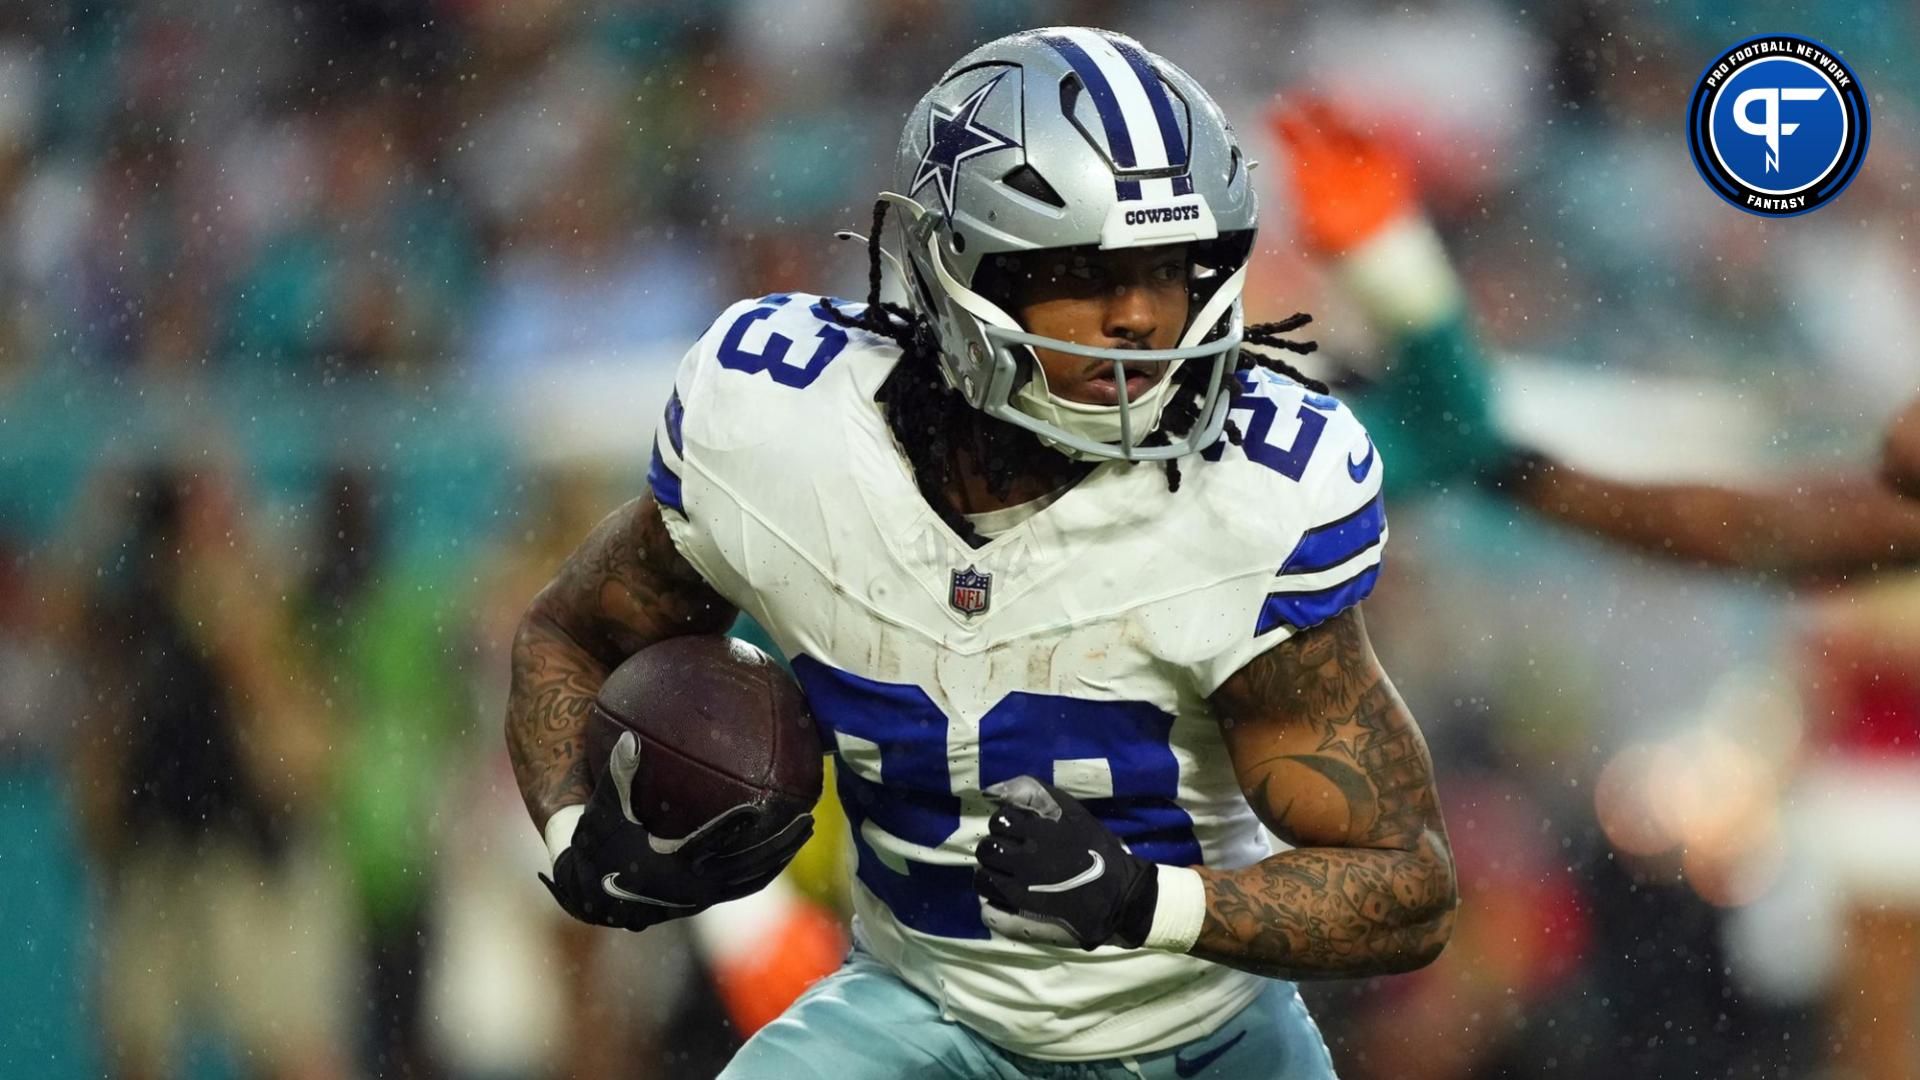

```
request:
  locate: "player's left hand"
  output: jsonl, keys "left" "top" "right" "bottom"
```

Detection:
{"left": 973, "top": 776, "right": 1158, "bottom": 950}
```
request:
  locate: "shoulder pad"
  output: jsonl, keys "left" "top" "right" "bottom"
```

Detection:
{"left": 1184, "top": 369, "right": 1386, "bottom": 691}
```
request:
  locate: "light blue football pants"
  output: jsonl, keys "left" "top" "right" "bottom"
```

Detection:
{"left": 719, "top": 949, "right": 1337, "bottom": 1079}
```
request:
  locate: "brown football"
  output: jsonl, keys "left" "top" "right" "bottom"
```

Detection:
{"left": 586, "top": 635, "right": 822, "bottom": 852}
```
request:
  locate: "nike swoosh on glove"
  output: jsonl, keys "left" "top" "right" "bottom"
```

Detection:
{"left": 972, "top": 775, "right": 1158, "bottom": 950}
{"left": 541, "top": 731, "right": 813, "bottom": 931}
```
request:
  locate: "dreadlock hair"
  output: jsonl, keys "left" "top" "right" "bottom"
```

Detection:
{"left": 820, "top": 198, "right": 1325, "bottom": 544}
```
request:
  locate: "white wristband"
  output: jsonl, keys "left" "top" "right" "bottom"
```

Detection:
{"left": 1336, "top": 214, "right": 1464, "bottom": 334}
{"left": 543, "top": 805, "right": 586, "bottom": 870}
{"left": 1144, "top": 865, "right": 1207, "bottom": 953}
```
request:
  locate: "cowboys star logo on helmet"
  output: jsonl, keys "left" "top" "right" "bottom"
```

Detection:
{"left": 910, "top": 72, "right": 1020, "bottom": 216}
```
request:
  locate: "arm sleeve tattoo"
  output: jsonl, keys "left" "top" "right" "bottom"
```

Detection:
{"left": 504, "top": 492, "right": 734, "bottom": 828}
{"left": 1196, "top": 607, "right": 1458, "bottom": 980}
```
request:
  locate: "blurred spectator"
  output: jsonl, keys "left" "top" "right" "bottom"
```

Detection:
{"left": 0, "top": 524, "right": 95, "bottom": 1079}
{"left": 221, "top": 86, "right": 477, "bottom": 379}
{"left": 0, "top": 36, "right": 39, "bottom": 382}
{"left": 64, "top": 464, "right": 350, "bottom": 1080}
{"left": 459, "top": 45, "right": 727, "bottom": 380}
{"left": 1795, "top": 580, "right": 1920, "bottom": 1080}
{"left": 299, "top": 466, "right": 467, "bottom": 1078}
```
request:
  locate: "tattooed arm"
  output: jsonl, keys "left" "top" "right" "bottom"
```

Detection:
{"left": 1193, "top": 606, "right": 1456, "bottom": 980}
{"left": 505, "top": 491, "right": 735, "bottom": 830}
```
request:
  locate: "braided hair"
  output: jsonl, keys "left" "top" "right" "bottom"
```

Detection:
{"left": 821, "top": 199, "right": 1323, "bottom": 543}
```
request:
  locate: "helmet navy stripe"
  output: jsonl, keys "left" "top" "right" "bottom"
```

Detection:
{"left": 1103, "top": 34, "right": 1188, "bottom": 172}
{"left": 1040, "top": 32, "right": 1143, "bottom": 200}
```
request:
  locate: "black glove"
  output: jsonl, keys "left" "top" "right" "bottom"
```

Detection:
{"left": 973, "top": 775, "right": 1159, "bottom": 950}
{"left": 540, "top": 731, "right": 813, "bottom": 931}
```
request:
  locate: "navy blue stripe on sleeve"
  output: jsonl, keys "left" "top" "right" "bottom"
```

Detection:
{"left": 662, "top": 389, "right": 685, "bottom": 457}
{"left": 1278, "top": 494, "right": 1386, "bottom": 577}
{"left": 1255, "top": 565, "right": 1380, "bottom": 637}
{"left": 648, "top": 442, "right": 684, "bottom": 513}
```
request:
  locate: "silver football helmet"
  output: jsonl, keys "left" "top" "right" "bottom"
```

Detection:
{"left": 884, "top": 27, "right": 1258, "bottom": 461}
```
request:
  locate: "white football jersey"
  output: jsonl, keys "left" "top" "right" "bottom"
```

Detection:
{"left": 653, "top": 294, "right": 1387, "bottom": 1061}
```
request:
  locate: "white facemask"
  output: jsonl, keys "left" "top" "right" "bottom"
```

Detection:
{"left": 1008, "top": 357, "right": 1186, "bottom": 461}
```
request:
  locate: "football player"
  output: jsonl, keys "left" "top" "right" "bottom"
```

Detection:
{"left": 506, "top": 29, "right": 1456, "bottom": 1078}
{"left": 1274, "top": 98, "right": 1920, "bottom": 579}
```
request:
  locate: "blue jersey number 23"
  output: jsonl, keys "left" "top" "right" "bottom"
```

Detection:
{"left": 1202, "top": 373, "right": 1341, "bottom": 482}
{"left": 790, "top": 655, "right": 1202, "bottom": 940}
{"left": 714, "top": 294, "right": 849, "bottom": 389}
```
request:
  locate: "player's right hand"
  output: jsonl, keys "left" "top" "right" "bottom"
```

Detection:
{"left": 539, "top": 731, "right": 814, "bottom": 931}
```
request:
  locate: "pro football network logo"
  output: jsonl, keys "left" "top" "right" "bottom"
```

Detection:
{"left": 950, "top": 565, "right": 992, "bottom": 617}
{"left": 1686, "top": 34, "right": 1869, "bottom": 217}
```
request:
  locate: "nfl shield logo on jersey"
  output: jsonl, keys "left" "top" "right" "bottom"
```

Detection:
{"left": 950, "top": 565, "right": 992, "bottom": 617}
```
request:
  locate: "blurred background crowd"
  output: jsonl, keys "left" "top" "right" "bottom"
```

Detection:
{"left": 2, "top": 0, "right": 1918, "bottom": 1078}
